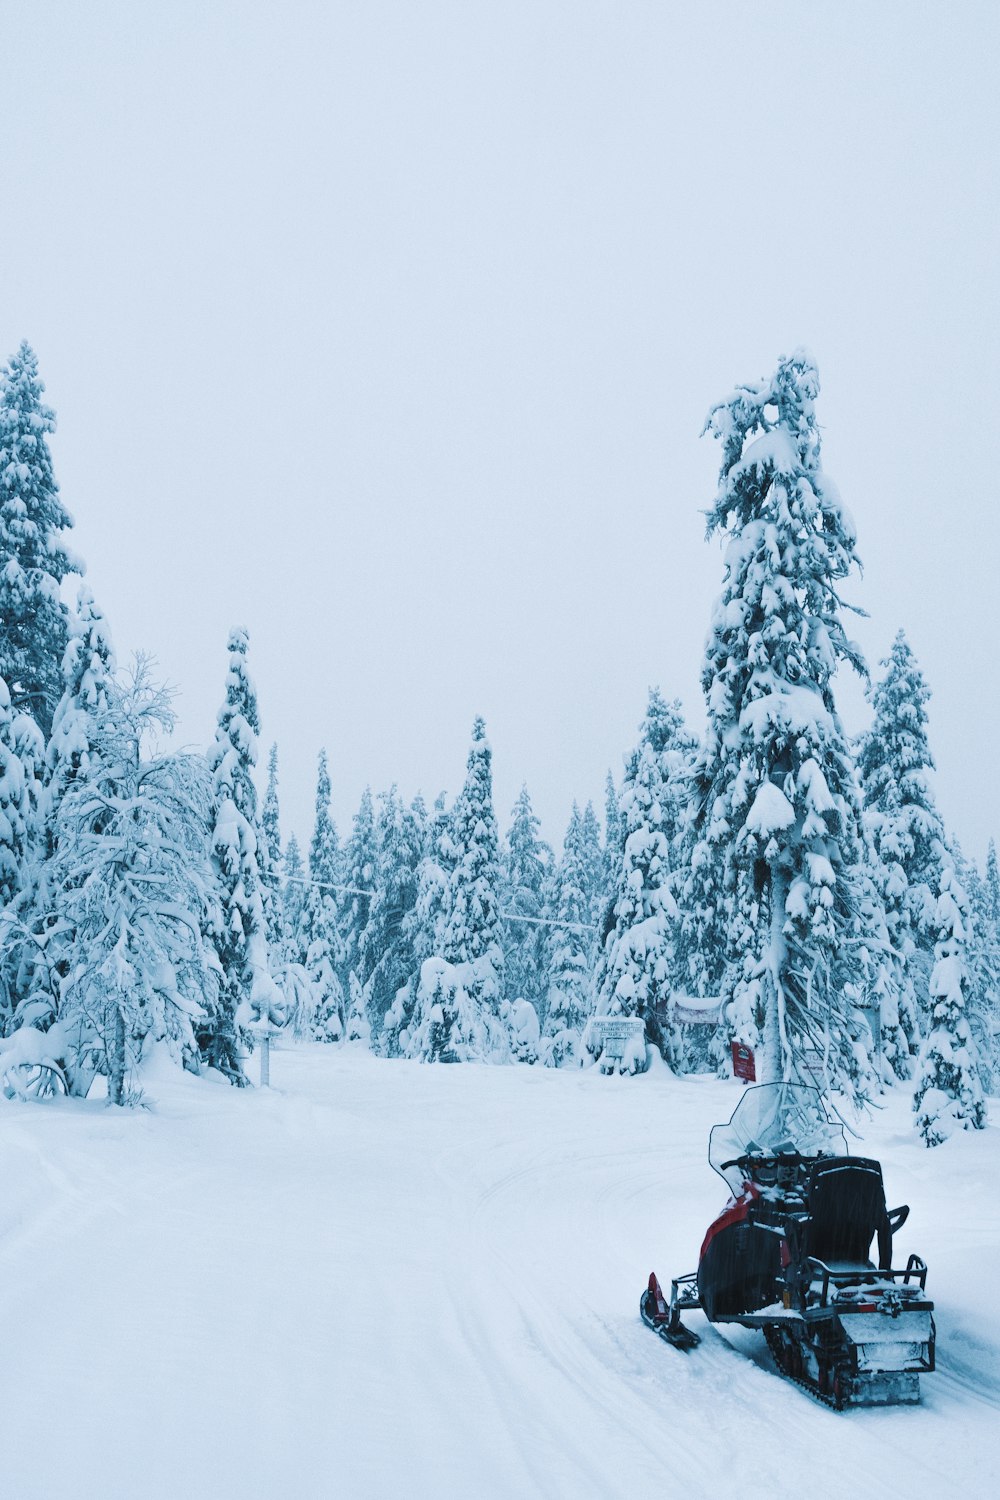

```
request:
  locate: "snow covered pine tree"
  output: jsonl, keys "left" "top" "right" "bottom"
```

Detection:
{"left": 0, "top": 342, "right": 80, "bottom": 737}
{"left": 913, "top": 866, "right": 987, "bottom": 1144}
{"left": 693, "top": 350, "right": 877, "bottom": 1099}
{"left": 540, "top": 803, "right": 595, "bottom": 1067}
{"left": 301, "top": 749, "right": 346, "bottom": 1042}
{"left": 858, "top": 631, "right": 946, "bottom": 1069}
{"left": 500, "top": 784, "right": 551, "bottom": 1021}
{"left": 397, "top": 718, "right": 510, "bottom": 1063}
{"left": 589, "top": 691, "right": 689, "bottom": 1074}
{"left": 203, "top": 629, "right": 282, "bottom": 1080}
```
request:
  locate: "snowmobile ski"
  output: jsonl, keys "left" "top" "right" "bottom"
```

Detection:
{"left": 639, "top": 1272, "right": 700, "bottom": 1350}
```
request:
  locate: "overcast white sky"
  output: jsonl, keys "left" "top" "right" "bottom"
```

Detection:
{"left": 2, "top": 1, "right": 998, "bottom": 858}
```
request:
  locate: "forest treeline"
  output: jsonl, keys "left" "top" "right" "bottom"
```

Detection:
{"left": 0, "top": 343, "right": 995, "bottom": 1143}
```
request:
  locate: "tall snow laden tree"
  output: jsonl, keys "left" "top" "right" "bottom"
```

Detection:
{"left": 394, "top": 718, "right": 509, "bottom": 1063}
{"left": 282, "top": 833, "right": 307, "bottom": 956}
{"left": 0, "top": 678, "right": 41, "bottom": 1038}
{"left": 591, "top": 691, "right": 689, "bottom": 1072}
{"left": 0, "top": 676, "right": 30, "bottom": 917}
{"left": 692, "top": 350, "right": 877, "bottom": 1100}
{"left": 358, "top": 788, "right": 423, "bottom": 1033}
{"left": 952, "top": 844, "right": 1000, "bottom": 1095}
{"left": 203, "top": 628, "right": 280, "bottom": 1080}
{"left": 51, "top": 666, "right": 217, "bottom": 1102}
{"left": 603, "top": 771, "right": 622, "bottom": 896}
{"left": 0, "top": 342, "right": 81, "bottom": 737}
{"left": 260, "top": 742, "right": 283, "bottom": 947}
{"left": 407, "top": 793, "right": 455, "bottom": 967}
{"left": 913, "top": 866, "right": 987, "bottom": 1145}
{"left": 258, "top": 742, "right": 312, "bottom": 1035}
{"left": 579, "top": 801, "right": 605, "bottom": 925}
{"left": 858, "top": 631, "right": 946, "bottom": 1065}
{"left": 500, "top": 784, "right": 550, "bottom": 1018}
{"left": 17, "top": 588, "right": 118, "bottom": 1032}
{"left": 339, "top": 786, "right": 376, "bottom": 992}
{"left": 302, "top": 749, "right": 345, "bottom": 1042}
{"left": 45, "top": 586, "right": 116, "bottom": 854}
{"left": 541, "top": 803, "right": 595, "bottom": 1066}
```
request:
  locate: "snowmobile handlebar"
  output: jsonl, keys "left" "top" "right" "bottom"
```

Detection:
{"left": 718, "top": 1151, "right": 808, "bottom": 1172}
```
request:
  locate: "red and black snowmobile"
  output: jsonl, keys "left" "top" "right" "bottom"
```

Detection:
{"left": 641, "top": 1083, "right": 935, "bottom": 1408}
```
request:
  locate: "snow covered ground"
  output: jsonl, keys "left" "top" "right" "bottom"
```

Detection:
{"left": 2, "top": 1048, "right": 998, "bottom": 1500}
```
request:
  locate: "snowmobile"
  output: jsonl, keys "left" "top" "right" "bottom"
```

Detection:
{"left": 641, "top": 1082, "right": 935, "bottom": 1408}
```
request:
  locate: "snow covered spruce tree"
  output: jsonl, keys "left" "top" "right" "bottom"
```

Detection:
{"left": 952, "top": 845, "right": 1000, "bottom": 1094}
{"left": 0, "top": 342, "right": 81, "bottom": 737}
{"left": 913, "top": 866, "right": 987, "bottom": 1145}
{"left": 858, "top": 631, "right": 946, "bottom": 1062}
{"left": 540, "top": 804, "right": 595, "bottom": 1067}
{"left": 579, "top": 801, "right": 605, "bottom": 925}
{"left": 500, "top": 784, "right": 551, "bottom": 1020}
{"left": 0, "top": 676, "right": 31, "bottom": 925}
{"left": 589, "top": 691, "right": 691, "bottom": 1072}
{"left": 260, "top": 743, "right": 283, "bottom": 945}
{"left": 339, "top": 786, "right": 376, "bottom": 994}
{"left": 393, "top": 719, "right": 510, "bottom": 1063}
{"left": 258, "top": 742, "right": 312, "bottom": 1035}
{"left": 357, "top": 788, "right": 423, "bottom": 1034}
{"left": 692, "top": 350, "right": 877, "bottom": 1099}
{"left": 45, "top": 587, "right": 116, "bottom": 852}
{"left": 202, "top": 629, "right": 281, "bottom": 1080}
{"left": 382, "top": 793, "right": 453, "bottom": 1054}
{"left": 603, "top": 771, "right": 622, "bottom": 897}
{"left": 301, "top": 749, "right": 346, "bottom": 1042}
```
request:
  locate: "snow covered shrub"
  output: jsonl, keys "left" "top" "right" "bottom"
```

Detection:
{"left": 346, "top": 972, "right": 372, "bottom": 1045}
{"left": 403, "top": 957, "right": 510, "bottom": 1063}
{"left": 503, "top": 996, "right": 540, "bottom": 1063}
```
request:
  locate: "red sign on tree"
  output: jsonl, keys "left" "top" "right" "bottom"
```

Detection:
{"left": 731, "top": 1042, "right": 756, "bottom": 1083}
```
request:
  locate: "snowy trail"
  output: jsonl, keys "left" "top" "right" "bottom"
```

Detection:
{"left": 1, "top": 1049, "right": 998, "bottom": 1499}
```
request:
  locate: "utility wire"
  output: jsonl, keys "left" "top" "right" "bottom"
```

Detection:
{"left": 269, "top": 872, "right": 598, "bottom": 934}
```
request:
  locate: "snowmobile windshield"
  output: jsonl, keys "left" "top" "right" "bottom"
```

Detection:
{"left": 708, "top": 1084, "right": 847, "bottom": 1195}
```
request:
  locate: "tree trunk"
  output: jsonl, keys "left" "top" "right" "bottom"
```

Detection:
{"left": 109, "top": 1002, "right": 126, "bottom": 1106}
{"left": 761, "top": 868, "right": 789, "bottom": 1084}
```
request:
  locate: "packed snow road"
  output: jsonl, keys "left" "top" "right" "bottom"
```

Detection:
{"left": 1, "top": 1047, "right": 998, "bottom": 1500}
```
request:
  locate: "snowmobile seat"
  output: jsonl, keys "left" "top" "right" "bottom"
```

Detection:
{"left": 803, "top": 1157, "right": 889, "bottom": 1270}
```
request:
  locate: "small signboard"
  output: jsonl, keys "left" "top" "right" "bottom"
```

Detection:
{"left": 798, "top": 1048, "right": 827, "bottom": 1089}
{"left": 585, "top": 1016, "right": 646, "bottom": 1066}
{"left": 731, "top": 1042, "right": 756, "bottom": 1083}
{"left": 671, "top": 994, "right": 722, "bottom": 1027}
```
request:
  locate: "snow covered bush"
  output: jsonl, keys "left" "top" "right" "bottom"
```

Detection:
{"left": 913, "top": 867, "right": 987, "bottom": 1146}
{"left": 345, "top": 972, "right": 372, "bottom": 1045}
